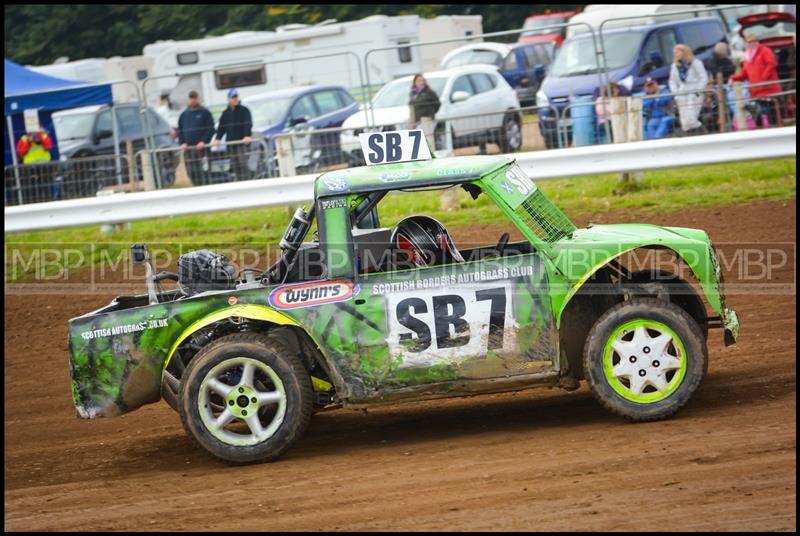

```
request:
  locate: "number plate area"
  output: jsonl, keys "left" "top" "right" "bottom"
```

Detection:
{"left": 386, "top": 282, "right": 518, "bottom": 367}
{"left": 352, "top": 256, "right": 559, "bottom": 397}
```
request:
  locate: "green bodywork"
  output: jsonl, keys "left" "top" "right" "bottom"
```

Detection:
{"left": 68, "top": 155, "right": 738, "bottom": 418}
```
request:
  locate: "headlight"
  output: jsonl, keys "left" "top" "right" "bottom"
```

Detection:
{"left": 536, "top": 89, "right": 549, "bottom": 108}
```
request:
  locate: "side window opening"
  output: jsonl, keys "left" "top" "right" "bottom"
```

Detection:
{"left": 352, "top": 185, "right": 533, "bottom": 277}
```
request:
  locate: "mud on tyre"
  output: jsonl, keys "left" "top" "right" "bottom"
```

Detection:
{"left": 178, "top": 332, "right": 313, "bottom": 464}
{"left": 583, "top": 297, "right": 708, "bottom": 422}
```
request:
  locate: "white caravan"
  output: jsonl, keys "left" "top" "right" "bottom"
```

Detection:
{"left": 143, "top": 14, "right": 485, "bottom": 127}
{"left": 418, "top": 15, "right": 484, "bottom": 72}
{"left": 28, "top": 56, "right": 154, "bottom": 104}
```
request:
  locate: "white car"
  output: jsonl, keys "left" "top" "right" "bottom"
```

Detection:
{"left": 340, "top": 65, "right": 522, "bottom": 163}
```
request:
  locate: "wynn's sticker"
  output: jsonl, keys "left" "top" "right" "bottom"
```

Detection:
{"left": 269, "top": 280, "right": 359, "bottom": 309}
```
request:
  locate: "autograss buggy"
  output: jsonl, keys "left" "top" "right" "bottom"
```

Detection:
{"left": 69, "top": 149, "right": 739, "bottom": 464}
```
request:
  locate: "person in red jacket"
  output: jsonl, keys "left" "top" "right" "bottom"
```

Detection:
{"left": 730, "top": 31, "right": 782, "bottom": 128}
{"left": 14, "top": 130, "right": 56, "bottom": 203}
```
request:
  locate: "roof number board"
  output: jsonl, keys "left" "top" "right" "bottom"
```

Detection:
{"left": 358, "top": 129, "right": 432, "bottom": 166}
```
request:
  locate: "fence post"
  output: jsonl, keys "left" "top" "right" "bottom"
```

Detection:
{"left": 276, "top": 136, "right": 296, "bottom": 177}
{"left": 126, "top": 140, "right": 137, "bottom": 192}
{"left": 716, "top": 72, "right": 727, "bottom": 133}
{"left": 618, "top": 97, "right": 643, "bottom": 183}
{"left": 610, "top": 97, "right": 628, "bottom": 143}
{"left": 733, "top": 82, "right": 747, "bottom": 131}
{"left": 140, "top": 150, "right": 156, "bottom": 191}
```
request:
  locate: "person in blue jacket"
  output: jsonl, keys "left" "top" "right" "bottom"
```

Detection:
{"left": 642, "top": 78, "right": 674, "bottom": 140}
{"left": 178, "top": 90, "right": 216, "bottom": 185}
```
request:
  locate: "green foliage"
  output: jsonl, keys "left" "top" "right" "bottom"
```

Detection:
{"left": 5, "top": 4, "right": 582, "bottom": 65}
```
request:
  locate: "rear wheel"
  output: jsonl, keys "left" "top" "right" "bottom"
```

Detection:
{"left": 179, "top": 332, "right": 312, "bottom": 464}
{"left": 499, "top": 113, "right": 522, "bottom": 153}
{"left": 583, "top": 298, "right": 707, "bottom": 422}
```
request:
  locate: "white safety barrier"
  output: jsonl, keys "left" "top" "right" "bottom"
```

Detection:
{"left": 5, "top": 127, "right": 796, "bottom": 233}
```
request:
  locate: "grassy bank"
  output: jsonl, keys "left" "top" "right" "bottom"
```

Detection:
{"left": 5, "top": 158, "right": 795, "bottom": 281}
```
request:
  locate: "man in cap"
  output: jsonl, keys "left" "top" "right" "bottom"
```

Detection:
{"left": 177, "top": 90, "right": 215, "bottom": 185}
{"left": 213, "top": 88, "right": 253, "bottom": 181}
{"left": 642, "top": 77, "right": 674, "bottom": 140}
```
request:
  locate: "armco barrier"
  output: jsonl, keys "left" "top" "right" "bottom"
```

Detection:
{"left": 4, "top": 127, "right": 796, "bottom": 233}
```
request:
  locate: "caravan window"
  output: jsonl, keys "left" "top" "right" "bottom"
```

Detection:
{"left": 214, "top": 65, "right": 267, "bottom": 90}
{"left": 397, "top": 42, "right": 412, "bottom": 64}
{"left": 177, "top": 52, "right": 199, "bottom": 66}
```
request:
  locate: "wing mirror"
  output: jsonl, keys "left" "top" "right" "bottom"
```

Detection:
{"left": 451, "top": 91, "right": 471, "bottom": 103}
{"left": 94, "top": 129, "right": 113, "bottom": 143}
{"left": 288, "top": 116, "right": 309, "bottom": 127}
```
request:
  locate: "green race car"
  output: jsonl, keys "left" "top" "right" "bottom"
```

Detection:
{"left": 69, "top": 151, "right": 739, "bottom": 464}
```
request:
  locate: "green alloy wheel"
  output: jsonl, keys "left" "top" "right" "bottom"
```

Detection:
{"left": 179, "top": 332, "right": 312, "bottom": 464}
{"left": 583, "top": 298, "right": 708, "bottom": 422}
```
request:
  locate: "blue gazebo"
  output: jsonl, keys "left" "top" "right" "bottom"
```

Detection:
{"left": 4, "top": 59, "right": 113, "bottom": 166}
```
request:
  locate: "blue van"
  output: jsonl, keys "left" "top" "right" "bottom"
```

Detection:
{"left": 441, "top": 41, "right": 555, "bottom": 106}
{"left": 536, "top": 17, "right": 728, "bottom": 148}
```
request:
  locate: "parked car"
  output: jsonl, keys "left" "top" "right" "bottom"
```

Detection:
{"left": 440, "top": 42, "right": 554, "bottom": 106}
{"left": 518, "top": 8, "right": 582, "bottom": 48}
{"left": 243, "top": 85, "right": 360, "bottom": 176}
{"left": 340, "top": 65, "right": 522, "bottom": 163}
{"left": 52, "top": 103, "right": 176, "bottom": 196}
{"left": 537, "top": 16, "right": 728, "bottom": 148}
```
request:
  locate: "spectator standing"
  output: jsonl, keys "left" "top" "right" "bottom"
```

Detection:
{"left": 669, "top": 44, "right": 708, "bottom": 135}
{"left": 408, "top": 74, "right": 441, "bottom": 151}
{"left": 213, "top": 89, "right": 253, "bottom": 181}
{"left": 594, "top": 81, "right": 625, "bottom": 142}
{"left": 642, "top": 78, "right": 674, "bottom": 140}
{"left": 699, "top": 79, "right": 722, "bottom": 133}
{"left": 15, "top": 129, "right": 54, "bottom": 202}
{"left": 177, "top": 90, "right": 215, "bottom": 185}
{"left": 703, "top": 42, "right": 736, "bottom": 83}
{"left": 729, "top": 31, "right": 782, "bottom": 127}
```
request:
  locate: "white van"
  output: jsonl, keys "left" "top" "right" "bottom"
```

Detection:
{"left": 566, "top": 5, "right": 724, "bottom": 38}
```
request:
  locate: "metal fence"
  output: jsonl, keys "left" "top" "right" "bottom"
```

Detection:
{"left": 5, "top": 4, "right": 797, "bottom": 207}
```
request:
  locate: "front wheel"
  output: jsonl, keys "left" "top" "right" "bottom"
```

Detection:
{"left": 179, "top": 332, "right": 313, "bottom": 464}
{"left": 583, "top": 298, "right": 707, "bottom": 422}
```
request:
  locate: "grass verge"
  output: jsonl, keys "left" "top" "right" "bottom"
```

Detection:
{"left": 5, "top": 158, "right": 795, "bottom": 282}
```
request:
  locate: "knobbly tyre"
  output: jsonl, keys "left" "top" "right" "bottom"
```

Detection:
{"left": 68, "top": 129, "right": 739, "bottom": 464}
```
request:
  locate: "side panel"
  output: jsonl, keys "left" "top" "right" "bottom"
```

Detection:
{"left": 69, "top": 292, "right": 297, "bottom": 418}
{"left": 350, "top": 254, "right": 558, "bottom": 402}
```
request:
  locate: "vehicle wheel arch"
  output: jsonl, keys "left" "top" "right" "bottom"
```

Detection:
{"left": 557, "top": 245, "right": 711, "bottom": 381}
{"left": 161, "top": 305, "right": 340, "bottom": 411}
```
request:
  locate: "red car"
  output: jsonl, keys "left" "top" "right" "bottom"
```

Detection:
{"left": 518, "top": 9, "right": 582, "bottom": 48}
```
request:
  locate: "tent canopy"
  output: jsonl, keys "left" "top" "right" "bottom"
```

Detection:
{"left": 4, "top": 59, "right": 112, "bottom": 116}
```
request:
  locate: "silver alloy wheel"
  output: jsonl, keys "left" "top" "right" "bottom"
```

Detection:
{"left": 505, "top": 117, "right": 522, "bottom": 150}
{"left": 198, "top": 357, "right": 287, "bottom": 446}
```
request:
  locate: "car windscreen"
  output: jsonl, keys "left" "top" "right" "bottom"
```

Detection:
{"left": 249, "top": 97, "right": 293, "bottom": 127}
{"left": 372, "top": 77, "right": 447, "bottom": 109}
{"left": 743, "top": 20, "right": 796, "bottom": 40}
{"left": 443, "top": 49, "right": 504, "bottom": 69}
{"left": 551, "top": 31, "right": 645, "bottom": 77}
{"left": 522, "top": 16, "right": 568, "bottom": 36}
{"left": 52, "top": 113, "right": 96, "bottom": 141}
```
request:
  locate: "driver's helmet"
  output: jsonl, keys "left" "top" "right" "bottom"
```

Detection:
{"left": 390, "top": 215, "right": 464, "bottom": 268}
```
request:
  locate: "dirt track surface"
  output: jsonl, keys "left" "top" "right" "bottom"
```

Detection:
{"left": 4, "top": 200, "right": 796, "bottom": 531}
